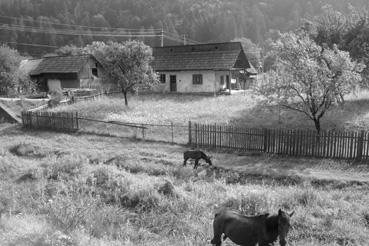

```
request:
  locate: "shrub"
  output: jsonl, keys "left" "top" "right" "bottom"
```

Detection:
{"left": 48, "top": 90, "right": 63, "bottom": 108}
{"left": 158, "top": 180, "right": 176, "bottom": 197}
{"left": 9, "top": 143, "right": 45, "bottom": 158}
{"left": 46, "top": 192, "right": 98, "bottom": 233}
{"left": 47, "top": 155, "right": 85, "bottom": 180}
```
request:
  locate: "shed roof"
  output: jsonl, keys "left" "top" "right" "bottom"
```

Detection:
{"left": 152, "top": 42, "right": 252, "bottom": 71}
{"left": 30, "top": 55, "right": 95, "bottom": 76}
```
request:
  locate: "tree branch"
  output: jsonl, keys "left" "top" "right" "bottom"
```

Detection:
{"left": 281, "top": 103, "right": 314, "bottom": 120}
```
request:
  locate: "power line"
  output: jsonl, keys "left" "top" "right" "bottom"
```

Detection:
{"left": 0, "top": 15, "right": 202, "bottom": 45}
{"left": 0, "top": 24, "right": 160, "bottom": 38}
{"left": 3, "top": 41, "right": 58, "bottom": 48}
{"left": 0, "top": 14, "right": 162, "bottom": 32}
{"left": 0, "top": 22, "right": 160, "bottom": 35}
{"left": 165, "top": 31, "right": 201, "bottom": 44}
{"left": 0, "top": 24, "right": 201, "bottom": 45}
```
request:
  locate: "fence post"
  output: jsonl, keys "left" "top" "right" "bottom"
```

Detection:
{"left": 21, "top": 111, "right": 24, "bottom": 126}
{"left": 171, "top": 122, "right": 174, "bottom": 144}
{"left": 195, "top": 123, "right": 198, "bottom": 148}
{"left": 263, "top": 128, "right": 268, "bottom": 152}
{"left": 76, "top": 112, "right": 79, "bottom": 130}
{"left": 356, "top": 130, "right": 364, "bottom": 161}
{"left": 188, "top": 121, "right": 192, "bottom": 145}
{"left": 142, "top": 124, "right": 145, "bottom": 140}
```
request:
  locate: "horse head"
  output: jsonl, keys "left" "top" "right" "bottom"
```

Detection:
{"left": 277, "top": 209, "right": 294, "bottom": 246}
{"left": 205, "top": 155, "right": 213, "bottom": 165}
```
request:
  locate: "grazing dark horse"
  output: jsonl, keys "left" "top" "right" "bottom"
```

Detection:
{"left": 183, "top": 150, "right": 212, "bottom": 169}
{"left": 211, "top": 209, "right": 294, "bottom": 246}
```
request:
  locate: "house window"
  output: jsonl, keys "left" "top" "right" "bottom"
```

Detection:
{"left": 220, "top": 75, "right": 224, "bottom": 85}
{"left": 160, "top": 74, "right": 166, "bottom": 83}
{"left": 92, "top": 68, "right": 98, "bottom": 77}
{"left": 192, "top": 74, "right": 203, "bottom": 85}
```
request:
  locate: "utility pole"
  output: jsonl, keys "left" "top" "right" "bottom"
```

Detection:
{"left": 161, "top": 29, "right": 164, "bottom": 47}
{"left": 183, "top": 34, "right": 187, "bottom": 45}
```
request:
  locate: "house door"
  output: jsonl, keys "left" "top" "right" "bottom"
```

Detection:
{"left": 226, "top": 75, "right": 230, "bottom": 89}
{"left": 170, "top": 75, "right": 177, "bottom": 92}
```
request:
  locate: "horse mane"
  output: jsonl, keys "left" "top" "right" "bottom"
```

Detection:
{"left": 200, "top": 151, "right": 208, "bottom": 158}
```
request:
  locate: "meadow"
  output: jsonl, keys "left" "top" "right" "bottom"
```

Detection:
{"left": 51, "top": 91, "right": 369, "bottom": 132}
{"left": 1, "top": 92, "right": 369, "bottom": 245}
{"left": 0, "top": 128, "right": 368, "bottom": 246}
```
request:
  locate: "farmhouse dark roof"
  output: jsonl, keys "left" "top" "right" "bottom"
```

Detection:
{"left": 30, "top": 55, "right": 95, "bottom": 76}
{"left": 152, "top": 42, "right": 252, "bottom": 71}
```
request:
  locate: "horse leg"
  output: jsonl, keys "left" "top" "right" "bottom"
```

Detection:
{"left": 210, "top": 229, "right": 222, "bottom": 246}
{"left": 194, "top": 159, "right": 199, "bottom": 169}
{"left": 210, "top": 236, "right": 222, "bottom": 246}
{"left": 183, "top": 157, "right": 189, "bottom": 166}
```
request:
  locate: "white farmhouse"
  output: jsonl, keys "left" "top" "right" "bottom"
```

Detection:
{"left": 152, "top": 42, "right": 257, "bottom": 94}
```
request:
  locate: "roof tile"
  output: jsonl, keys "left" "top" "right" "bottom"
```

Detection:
{"left": 152, "top": 42, "right": 251, "bottom": 71}
{"left": 30, "top": 55, "right": 92, "bottom": 75}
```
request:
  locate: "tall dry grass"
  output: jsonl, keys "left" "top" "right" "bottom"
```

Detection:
{"left": 0, "top": 131, "right": 369, "bottom": 246}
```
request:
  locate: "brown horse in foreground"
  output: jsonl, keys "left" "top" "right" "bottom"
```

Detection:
{"left": 211, "top": 209, "right": 294, "bottom": 246}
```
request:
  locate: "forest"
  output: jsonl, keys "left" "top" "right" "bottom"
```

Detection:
{"left": 0, "top": 0, "right": 368, "bottom": 57}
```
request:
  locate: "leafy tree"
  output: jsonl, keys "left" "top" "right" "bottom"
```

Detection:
{"left": 311, "top": 5, "right": 369, "bottom": 85}
{"left": 0, "top": 44, "right": 22, "bottom": 95}
{"left": 89, "top": 41, "right": 157, "bottom": 106}
{"left": 256, "top": 33, "right": 364, "bottom": 133}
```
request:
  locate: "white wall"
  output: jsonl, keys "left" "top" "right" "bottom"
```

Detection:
{"left": 47, "top": 79, "right": 62, "bottom": 92}
{"left": 154, "top": 70, "right": 222, "bottom": 93}
{"left": 215, "top": 71, "right": 231, "bottom": 91}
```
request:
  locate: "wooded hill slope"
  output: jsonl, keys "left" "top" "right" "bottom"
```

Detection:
{"left": 0, "top": 0, "right": 368, "bottom": 56}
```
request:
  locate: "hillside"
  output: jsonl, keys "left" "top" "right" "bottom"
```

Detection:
{"left": 0, "top": 0, "right": 368, "bottom": 56}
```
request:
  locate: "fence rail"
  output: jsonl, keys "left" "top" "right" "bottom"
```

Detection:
{"left": 21, "top": 111, "right": 79, "bottom": 132}
{"left": 189, "top": 122, "right": 369, "bottom": 161}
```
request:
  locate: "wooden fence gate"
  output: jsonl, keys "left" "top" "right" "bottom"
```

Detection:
{"left": 188, "top": 122, "right": 369, "bottom": 161}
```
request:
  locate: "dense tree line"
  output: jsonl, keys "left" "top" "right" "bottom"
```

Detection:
{"left": 0, "top": 0, "right": 368, "bottom": 57}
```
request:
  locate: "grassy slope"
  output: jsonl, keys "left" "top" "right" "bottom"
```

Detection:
{"left": 0, "top": 130, "right": 368, "bottom": 245}
{"left": 50, "top": 91, "right": 369, "bottom": 132}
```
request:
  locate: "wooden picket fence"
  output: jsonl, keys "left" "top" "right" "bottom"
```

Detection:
{"left": 188, "top": 122, "right": 369, "bottom": 161}
{"left": 22, "top": 111, "right": 79, "bottom": 132}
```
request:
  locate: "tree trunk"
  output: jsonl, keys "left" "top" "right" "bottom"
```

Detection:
{"left": 122, "top": 89, "right": 128, "bottom": 106}
{"left": 313, "top": 117, "right": 321, "bottom": 135}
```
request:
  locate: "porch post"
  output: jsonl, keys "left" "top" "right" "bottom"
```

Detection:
{"left": 214, "top": 72, "right": 217, "bottom": 97}
{"left": 229, "top": 70, "right": 232, "bottom": 95}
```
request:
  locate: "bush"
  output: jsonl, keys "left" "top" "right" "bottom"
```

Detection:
{"left": 9, "top": 143, "right": 45, "bottom": 158}
{"left": 47, "top": 155, "right": 85, "bottom": 180}
{"left": 48, "top": 90, "right": 63, "bottom": 108}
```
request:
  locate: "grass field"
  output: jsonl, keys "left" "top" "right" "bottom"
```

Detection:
{"left": 0, "top": 128, "right": 369, "bottom": 246}
{"left": 50, "top": 91, "right": 369, "bottom": 132}
{"left": 1, "top": 91, "right": 369, "bottom": 245}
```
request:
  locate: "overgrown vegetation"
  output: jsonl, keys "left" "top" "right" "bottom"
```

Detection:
{"left": 0, "top": 130, "right": 368, "bottom": 246}
{"left": 0, "top": 44, "right": 34, "bottom": 96}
